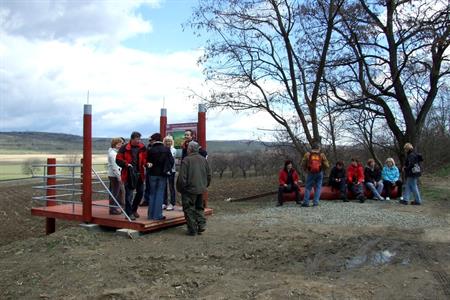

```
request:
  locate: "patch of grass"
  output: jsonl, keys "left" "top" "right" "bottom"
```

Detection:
{"left": 434, "top": 163, "right": 450, "bottom": 178}
{"left": 421, "top": 186, "right": 449, "bottom": 202}
{"left": 0, "top": 164, "right": 31, "bottom": 180}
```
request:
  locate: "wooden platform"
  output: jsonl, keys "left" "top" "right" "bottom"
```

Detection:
{"left": 31, "top": 200, "right": 213, "bottom": 233}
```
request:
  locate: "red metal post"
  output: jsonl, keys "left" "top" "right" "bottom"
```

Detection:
{"left": 160, "top": 108, "right": 167, "bottom": 138}
{"left": 197, "top": 104, "right": 208, "bottom": 208}
{"left": 46, "top": 157, "right": 56, "bottom": 234}
{"left": 82, "top": 104, "right": 92, "bottom": 223}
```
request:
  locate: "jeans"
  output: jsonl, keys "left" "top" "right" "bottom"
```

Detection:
{"left": 403, "top": 177, "right": 422, "bottom": 203}
{"left": 303, "top": 172, "right": 323, "bottom": 205}
{"left": 365, "top": 180, "right": 383, "bottom": 199}
{"left": 143, "top": 171, "right": 151, "bottom": 205}
{"left": 164, "top": 172, "right": 176, "bottom": 206}
{"left": 124, "top": 178, "right": 143, "bottom": 216}
{"left": 148, "top": 176, "right": 167, "bottom": 220}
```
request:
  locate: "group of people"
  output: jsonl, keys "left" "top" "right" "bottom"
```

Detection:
{"left": 278, "top": 142, "right": 424, "bottom": 207}
{"left": 107, "top": 129, "right": 211, "bottom": 236}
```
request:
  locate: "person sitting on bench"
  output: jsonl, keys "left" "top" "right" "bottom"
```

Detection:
{"left": 277, "top": 160, "right": 301, "bottom": 206}
{"left": 329, "top": 161, "right": 347, "bottom": 201}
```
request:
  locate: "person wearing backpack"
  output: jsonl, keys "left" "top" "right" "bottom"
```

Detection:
{"left": 146, "top": 133, "right": 174, "bottom": 220}
{"left": 402, "top": 143, "right": 423, "bottom": 205}
{"left": 300, "top": 143, "right": 329, "bottom": 207}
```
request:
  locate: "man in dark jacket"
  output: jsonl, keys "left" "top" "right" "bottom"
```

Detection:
{"left": 116, "top": 131, "right": 147, "bottom": 220}
{"left": 328, "top": 161, "right": 347, "bottom": 201}
{"left": 146, "top": 133, "right": 174, "bottom": 220}
{"left": 176, "top": 141, "right": 211, "bottom": 235}
{"left": 181, "top": 129, "right": 207, "bottom": 160}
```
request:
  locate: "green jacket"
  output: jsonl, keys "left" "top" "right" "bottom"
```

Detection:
{"left": 176, "top": 152, "right": 211, "bottom": 195}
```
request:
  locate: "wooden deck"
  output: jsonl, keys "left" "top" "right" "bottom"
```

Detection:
{"left": 31, "top": 200, "right": 213, "bottom": 232}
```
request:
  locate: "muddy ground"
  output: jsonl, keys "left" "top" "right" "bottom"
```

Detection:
{"left": 0, "top": 176, "right": 449, "bottom": 299}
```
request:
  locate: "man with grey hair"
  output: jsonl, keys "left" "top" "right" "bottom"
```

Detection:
{"left": 176, "top": 141, "right": 211, "bottom": 236}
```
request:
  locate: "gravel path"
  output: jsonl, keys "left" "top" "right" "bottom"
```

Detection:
{"left": 216, "top": 198, "right": 449, "bottom": 229}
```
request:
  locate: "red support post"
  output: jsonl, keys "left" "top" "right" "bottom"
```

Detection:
{"left": 160, "top": 108, "right": 167, "bottom": 138}
{"left": 82, "top": 104, "right": 92, "bottom": 223}
{"left": 46, "top": 157, "right": 56, "bottom": 234}
{"left": 197, "top": 104, "right": 208, "bottom": 208}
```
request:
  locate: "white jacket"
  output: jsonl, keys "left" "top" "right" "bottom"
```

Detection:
{"left": 170, "top": 146, "right": 177, "bottom": 173}
{"left": 107, "top": 147, "right": 121, "bottom": 178}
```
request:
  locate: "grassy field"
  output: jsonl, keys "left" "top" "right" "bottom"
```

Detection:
{"left": 0, "top": 154, "right": 108, "bottom": 180}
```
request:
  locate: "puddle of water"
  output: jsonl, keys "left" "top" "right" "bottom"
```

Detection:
{"left": 372, "top": 250, "right": 395, "bottom": 265}
{"left": 346, "top": 250, "right": 397, "bottom": 269}
{"left": 345, "top": 255, "right": 368, "bottom": 269}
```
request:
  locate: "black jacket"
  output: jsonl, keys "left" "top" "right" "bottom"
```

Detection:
{"left": 328, "top": 166, "right": 346, "bottom": 185}
{"left": 364, "top": 166, "right": 382, "bottom": 183}
{"left": 147, "top": 142, "right": 174, "bottom": 177}
{"left": 404, "top": 150, "right": 423, "bottom": 177}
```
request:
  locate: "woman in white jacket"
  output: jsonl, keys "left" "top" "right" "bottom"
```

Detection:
{"left": 108, "top": 137, "right": 124, "bottom": 214}
{"left": 163, "top": 135, "right": 177, "bottom": 211}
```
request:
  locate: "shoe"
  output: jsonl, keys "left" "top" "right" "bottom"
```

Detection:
{"left": 343, "top": 199, "right": 349, "bottom": 202}
{"left": 400, "top": 196, "right": 404, "bottom": 201}
{"left": 276, "top": 202, "right": 283, "bottom": 207}
{"left": 166, "top": 204, "right": 174, "bottom": 211}
{"left": 411, "top": 201, "right": 421, "bottom": 205}
{"left": 312, "top": 203, "right": 319, "bottom": 207}
{"left": 133, "top": 212, "right": 140, "bottom": 218}
{"left": 186, "top": 231, "right": 196, "bottom": 236}
{"left": 109, "top": 210, "right": 121, "bottom": 215}
{"left": 158, "top": 216, "right": 166, "bottom": 221}
{"left": 378, "top": 197, "right": 385, "bottom": 201}
{"left": 162, "top": 204, "right": 167, "bottom": 210}
{"left": 399, "top": 200, "right": 408, "bottom": 205}
{"left": 358, "top": 196, "right": 366, "bottom": 203}
{"left": 301, "top": 203, "right": 309, "bottom": 207}
{"left": 385, "top": 197, "right": 391, "bottom": 201}
{"left": 128, "top": 214, "right": 136, "bottom": 221}
{"left": 198, "top": 227, "right": 205, "bottom": 235}
{"left": 295, "top": 201, "right": 301, "bottom": 205}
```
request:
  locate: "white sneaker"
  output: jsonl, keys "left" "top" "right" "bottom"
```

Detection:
{"left": 162, "top": 204, "right": 167, "bottom": 210}
{"left": 400, "top": 196, "right": 404, "bottom": 201}
{"left": 386, "top": 197, "right": 390, "bottom": 201}
{"left": 166, "top": 204, "right": 174, "bottom": 211}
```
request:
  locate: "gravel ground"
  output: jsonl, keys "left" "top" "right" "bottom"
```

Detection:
{"left": 217, "top": 198, "right": 449, "bottom": 229}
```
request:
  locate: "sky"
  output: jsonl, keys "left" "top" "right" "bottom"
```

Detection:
{"left": 0, "top": 0, "right": 276, "bottom": 140}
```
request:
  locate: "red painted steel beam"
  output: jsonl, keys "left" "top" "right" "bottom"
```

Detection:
{"left": 82, "top": 104, "right": 92, "bottom": 223}
{"left": 160, "top": 108, "right": 167, "bottom": 138}
{"left": 197, "top": 104, "right": 209, "bottom": 208}
{"left": 45, "top": 157, "right": 56, "bottom": 234}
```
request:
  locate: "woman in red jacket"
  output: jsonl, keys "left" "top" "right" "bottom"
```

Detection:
{"left": 346, "top": 158, "right": 366, "bottom": 203}
{"left": 277, "top": 160, "right": 301, "bottom": 206}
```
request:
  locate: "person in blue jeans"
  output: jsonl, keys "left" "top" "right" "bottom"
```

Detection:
{"left": 300, "top": 143, "right": 329, "bottom": 207}
{"left": 402, "top": 143, "right": 423, "bottom": 205}
{"left": 146, "top": 133, "right": 174, "bottom": 220}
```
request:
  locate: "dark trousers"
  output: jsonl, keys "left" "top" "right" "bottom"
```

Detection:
{"left": 143, "top": 171, "right": 151, "bottom": 205}
{"left": 383, "top": 180, "right": 403, "bottom": 198}
{"left": 108, "top": 176, "right": 124, "bottom": 213}
{"left": 125, "top": 178, "right": 144, "bottom": 216}
{"left": 164, "top": 172, "right": 176, "bottom": 206}
{"left": 348, "top": 182, "right": 364, "bottom": 199}
{"left": 181, "top": 192, "right": 206, "bottom": 234}
{"left": 330, "top": 180, "right": 347, "bottom": 199}
{"left": 277, "top": 185, "right": 300, "bottom": 204}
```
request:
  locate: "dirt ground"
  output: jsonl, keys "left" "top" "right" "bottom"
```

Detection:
{"left": 0, "top": 176, "right": 449, "bottom": 299}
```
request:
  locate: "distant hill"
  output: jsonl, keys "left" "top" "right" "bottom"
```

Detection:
{"left": 0, "top": 132, "right": 269, "bottom": 154}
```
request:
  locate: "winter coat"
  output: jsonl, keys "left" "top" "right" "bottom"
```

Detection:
{"left": 404, "top": 150, "right": 423, "bottom": 178}
{"left": 116, "top": 142, "right": 147, "bottom": 182}
{"left": 300, "top": 150, "right": 330, "bottom": 173}
{"left": 329, "top": 166, "right": 346, "bottom": 185}
{"left": 279, "top": 169, "right": 300, "bottom": 186}
{"left": 176, "top": 152, "right": 211, "bottom": 195}
{"left": 169, "top": 146, "right": 177, "bottom": 173}
{"left": 364, "top": 166, "right": 382, "bottom": 183}
{"left": 107, "top": 147, "right": 121, "bottom": 179}
{"left": 382, "top": 165, "right": 400, "bottom": 182}
{"left": 347, "top": 163, "right": 364, "bottom": 184}
{"left": 147, "top": 142, "right": 174, "bottom": 177}
{"left": 181, "top": 140, "right": 208, "bottom": 160}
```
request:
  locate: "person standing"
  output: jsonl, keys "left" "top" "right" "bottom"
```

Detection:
{"left": 181, "top": 129, "right": 207, "bottom": 160}
{"left": 346, "top": 158, "right": 366, "bottom": 203}
{"left": 141, "top": 136, "right": 153, "bottom": 207}
{"left": 382, "top": 158, "right": 403, "bottom": 201}
{"left": 146, "top": 133, "right": 174, "bottom": 220}
{"left": 107, "top": 137, "right": 124, "bottom": 214}
{"left": 163, "top": 135, "right": 177, "bottom": 211}
{"left": 116, "top": 131, "right": 147, "bottom": 220}
{"left": 277, "top": 160, "right": 301, "bottom": 206}
{"left": 176, "top": 141, "right": 211, "bottom": 236}
{"left": 402, "top": 143, "right": 423, "bottom": 205}
{"left": 364, "top": 159, "right": 384, "bottom": 201}
{"left": 328, "top": 161, "right": 347, "bottom": 201}
{"left": 300, "top": 143, "right": 329, "bottom": 207}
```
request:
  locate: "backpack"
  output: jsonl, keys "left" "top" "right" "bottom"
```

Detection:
{"left": 308, "top": 152, "right": 322, "bottom": 173}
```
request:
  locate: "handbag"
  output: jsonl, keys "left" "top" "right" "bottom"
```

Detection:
{"left": 127, "top": 166, "right": 139, "bottom": 189}
{"left": 411, "top": 163, "right": 421, "bottom": 174}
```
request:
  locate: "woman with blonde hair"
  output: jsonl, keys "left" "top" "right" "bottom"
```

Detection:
{"left": 163, "top": 135, "right": 177, "bottom": 211}
{"left": 107, "top": 137, "right": 124, "bottom": 214}
{"left": 403, "top": 143, "right": 423, "bottom": 205}
{"left": 381, "top": 157, "right": 403, "bottom": 202}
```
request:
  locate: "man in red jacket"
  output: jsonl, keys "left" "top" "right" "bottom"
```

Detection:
{"left": 116, "top": 131, "right": 147, "bottom": 220}
{"left": 277, "top": 160, "right": 301, "bottom": 206}
{"left": 346, "top": 158, "right": 366, "bottom": 203}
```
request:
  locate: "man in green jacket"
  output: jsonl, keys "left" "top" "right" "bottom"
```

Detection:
{"left": 176, "top": 141, "right": 211, "bottom": 236}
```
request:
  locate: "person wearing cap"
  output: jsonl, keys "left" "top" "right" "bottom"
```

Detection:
{"left": 116, "top": 131, "right": 147, "bottom": 220}
{"left": 300, "top": 142, "right": 329, "bottom": 207}
{"left": 176, "top": 141, "right": 211, "bottom": 236}
{"left": 146, "top": 133, "right": 174, "bottom": 221}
